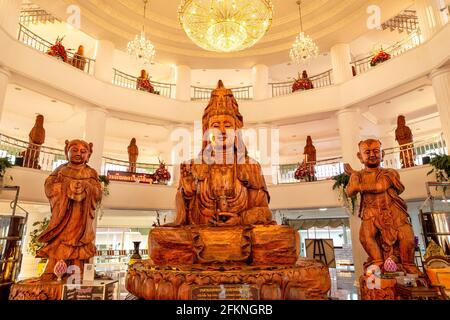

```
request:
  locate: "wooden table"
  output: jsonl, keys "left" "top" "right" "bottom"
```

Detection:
{"left": 395, "top": 284, "right": 443, "bottom": 300}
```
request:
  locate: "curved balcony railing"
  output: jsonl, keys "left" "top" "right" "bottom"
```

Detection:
{"left": 269, "top": 69, "right": 334, "bottom": 98}
{"left": 351, "top": 31, "right": 422, "bottom": 75}
{"left": 113, "top": 69, "right": 175, "bottom": 98}
{"left": 381, "top": 10, "right": 418, "bottom": 34}
{"left": 275, "top": 157, "right": 344, "bottom": 184}
{"left": 0, "top": 133, "right": 66, "bottom": 171}
{"left": 191, "top": 85, "right": 253, "bottom": 101}
{"left": 17, "top": 24, "right": 96, "bottom": 75}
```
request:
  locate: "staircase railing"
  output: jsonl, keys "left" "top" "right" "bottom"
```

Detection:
{"left": 381, "top": 10, "right": 419, "bottom": 34}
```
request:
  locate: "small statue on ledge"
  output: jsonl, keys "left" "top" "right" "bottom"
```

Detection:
{"left": 395, "top": 115, "right": 415, "bottom": 168}
{"left": 37, "top": 139, "right": 102, "bottom": 280}
{"left": 22, "top": 114, "right": 45, "bottom": 169}
{"left": 137, "top": 69, "right": 154, "bottom": 93}
{"left": 173, "top": 80, "right": 274, "bottom": 227}
{"left": 292, "top": 70, "right": 314, "bottom": 92}
{"left": 294, "top": 136, "right": 317, "bottom": 182}
{"left": 127, "top": 138, "right": 139, "bottom": 173}
{"left": 345, "top": 139, "right": 419, "bottom": 275}
{"left": 70, "top": 45, "right": 87, "bottom": 71}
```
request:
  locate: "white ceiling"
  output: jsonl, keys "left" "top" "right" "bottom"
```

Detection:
{"left": 31, "top": 0, "right": 415, "bottom": 68}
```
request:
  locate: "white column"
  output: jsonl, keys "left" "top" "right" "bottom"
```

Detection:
{"left": 331, "top": 43, "right": 353, "bottom": 84}
{"left": 83, "top": 107, "right": 108, "bottom": 173}
{"left": 94, "top": 40, "right": 115, "bottom": 83}
{"left": 19, "top": 210, "right": 50, "bottom": 280}
{"left": 175, "top": 65, "right": 191, "bottom": 101}
{"left": 337, "top": 108, "right": 367, "bottom": 281}
{"left": 430, "top": 66, "right": 450, "bottom": 151}
{"left": 252, "top": 64, "right": 269, "bottom": 100}
{"left": 0, "top": 66, "right": 11, "bottom": 124}
{"left": 416, "top": 0, "right": 444, "bottom": 41}
{"left": 0, "top": 0, "right": 21, "bottom": 37}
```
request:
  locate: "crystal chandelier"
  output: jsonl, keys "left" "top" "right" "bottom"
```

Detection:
{"left": 127, "top": 0, "right": 156, "bottom": 65}
{"left": 289, "top": 0, "right": 319, "bottom": 65}
{"left": 178, "top": 0, "right": 274, "bottom": 53}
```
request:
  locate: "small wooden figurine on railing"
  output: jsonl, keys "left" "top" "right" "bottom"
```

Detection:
{"left": 137, "top": 69, "right": 154, "bottom": 93}
{"left": 22, "top": 114, "right": 45, "bottom": 169}
{"left": 344, "top": 139, "right": 420, "bottom": 299}
{"left": 292, "top": 70, "right": 314, "bottom": 92}
{"left": 295, "top": 136, "right": 317, "bottom": 182}
{"left": 127, "top": 138, "right": 139, "bottom": 173}
{"left": 70, "top": 45, "right": 86, "bottom": 71}
{"left": 395, "top": 115, "right": 415, "bottom": 168}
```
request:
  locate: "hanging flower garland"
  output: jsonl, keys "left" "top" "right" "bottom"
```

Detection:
{"left": 153, "top": 160, "right": 171, "bottom": 184}
{"left": 370, "top": 49, "right": 391, "bottom": 67}
{"left": 292, "top": 72, "right": 314, "bottom": 92}
{"left": 137, "top": 78, "right": 155, "bottom": 93}
{"left": 47, "top": 36, "right": 69, "bottom": 62}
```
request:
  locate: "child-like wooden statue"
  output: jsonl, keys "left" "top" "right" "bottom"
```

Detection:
{"left": 345, "top": 139, "right": 419, "bottom": 275}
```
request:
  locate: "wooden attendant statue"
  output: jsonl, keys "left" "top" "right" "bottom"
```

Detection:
{"left": 37, "top": 139, "right": 102, "bottom": 280}
{"left": 128, "top": 138, "right": 139, "bottom": 173}
{"left": 303, "top": 135, "right": 316, "bottom": 181}
{"left": 345, "top": 139, "right": 419, "bottom": 275}
{"left": 22, "top": 114, "right": 45, "bottom": 169}
{"left": 71, "top": 45, "right": 87, "bottom": 71}
{"left": 395, "top": 115, "right": 415, "bottom": 168}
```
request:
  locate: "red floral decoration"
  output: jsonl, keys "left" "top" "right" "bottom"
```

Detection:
{"left": 292, "top": 75, "right": 314, "bottom": 93}
{"left": 137, "top": 78, "right": 154, "bottom": 93}
{"left": 153, "top": 161, "right": 171, "bottom": 184}
{"left": 47, "top": 36, "right": 68, "bottom": 62}
{"left": 294, "top": 162, "right": 315, "bottom": 181}
{"left": 370, "top": 49, "right": 391, "bottom": 67}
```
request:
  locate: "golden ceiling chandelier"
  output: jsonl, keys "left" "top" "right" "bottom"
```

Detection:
{"left": 178, "top": 0, "right": 274, "bottom": 53}
{"left": 290, "top": 0, "right": 319, "bottom": 65}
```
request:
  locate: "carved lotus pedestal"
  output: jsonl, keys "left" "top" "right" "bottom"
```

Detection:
{"left": 126, "top": 225, "right": 331, "bottom": 300}
{"left": 9, "top": 278, "right": 64, "bottom": 300}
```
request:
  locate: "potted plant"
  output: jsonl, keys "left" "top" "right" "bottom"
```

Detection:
{"left": 427, "top": 154, "right": 450, "bottom": 182}
{"left": 97, "top": 175, "right": 111, "bottom": 220}
{"left": 0, "top": 157, "right": 13, "bottom": 189}
{"left": 27, "top": 217, "right": 50, "bottom": 276}
{"left": 332, "top": 172, "right": 358, "bottom": 214}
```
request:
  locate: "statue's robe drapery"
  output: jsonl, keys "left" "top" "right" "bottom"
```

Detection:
{"left": 175, "top": 157, "right": 272, "bottom": 226}
{"left": 356, "top": 168, "right": 412, "bottom": 258}
{"left": 37, "top": 164, "right": 102, "bottom": 261}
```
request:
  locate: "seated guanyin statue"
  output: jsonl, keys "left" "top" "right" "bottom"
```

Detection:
{"left": 126, "top": 81, "right": 331, "bottom": 300}
{"left": 174, "top": 80, "right": 273, "bottom": 227}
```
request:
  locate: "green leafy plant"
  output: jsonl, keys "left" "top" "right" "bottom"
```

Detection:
{"left": 332, "top": 173, "right": 358, "bottom": 214}
{"left": 427, "top": 154, "right": 450, "bottom": 182}
{"left": 0, "top": 157, "right": 13, "bottom": 178}
{"left": 99, "top": 175, "right": 110, "bottom": 197}
{"left": 27, "top": 217, "right": 50, "bottom": 258}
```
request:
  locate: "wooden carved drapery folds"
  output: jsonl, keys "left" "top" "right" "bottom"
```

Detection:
{"left": 345, "top": 139, "right": 420, "bottom": 275}
{"left": 22, "top": 114, "right": 45, "bottom": 169}
{"left": 125, "top": 81, "right": 332, "bottom": 301}
{"left": 127, "top": 138, "right": 139, "bottom": 173}
{"left": 395, "top": 115, "right": 415, "bottom": 168}
{"left": 36, "top": 139, "right": 102, "bottom": 280}
{"left": 70, "top": 45, "right": 87, "bottom": 71}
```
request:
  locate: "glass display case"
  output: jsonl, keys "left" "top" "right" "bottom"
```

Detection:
{"left": 0, "top": 186, "right": 28, "bottom": 300}
{"left": 420, "top": 182, "right": 450, "bottom": 255}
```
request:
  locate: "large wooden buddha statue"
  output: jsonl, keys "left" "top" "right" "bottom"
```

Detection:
{"left": 174, "top": 80, "right": 273, "bottom": 227}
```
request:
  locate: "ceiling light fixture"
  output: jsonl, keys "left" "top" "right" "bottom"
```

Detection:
{"left": 178, "top": 0, "right": 274, "bottom": 53}
{"left": 127, "top": 0, "right": 156, "bottom": 65}
{"left": 289, "top": 0, "right": 319, "bottom": 65}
